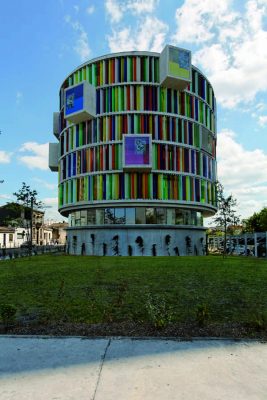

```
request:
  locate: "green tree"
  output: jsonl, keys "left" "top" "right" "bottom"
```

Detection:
{"left": 213, "top": 182, "right": 240, "bottom": 256}
{"left": 13, "top": 182, "right": 43, "bottom": 252}
{"left": 13, "top": 182, "right": 42, "bottom": 210}
{"left": 0, "top": 202, "right": 24, "bottom": 226}
{"left": 244, "top": 208, "right": 267, "bottom": 232}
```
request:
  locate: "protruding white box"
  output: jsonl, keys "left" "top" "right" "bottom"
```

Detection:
{"left": 53, "top": 112, "right": 60, "bottom": 138}
{"left": 160, "top": 45, "right": 192, "bottom": 91}
{"left": 49, "top": 143, "right": 59, "bottom": 172}
{"left": 64, "top": 81, "right": 96, "bottom": 123}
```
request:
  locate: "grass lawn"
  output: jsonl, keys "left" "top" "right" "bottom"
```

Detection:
{"left": 0, "top": 254, "right": 267, "bottom": 338}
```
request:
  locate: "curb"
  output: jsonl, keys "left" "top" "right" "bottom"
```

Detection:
{"left": 0, "top": 334, "right": 266, "bottom": 343}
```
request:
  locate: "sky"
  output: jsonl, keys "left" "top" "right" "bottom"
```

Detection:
{"left": 1, "top": 0, "right": 267, "bottom": 223}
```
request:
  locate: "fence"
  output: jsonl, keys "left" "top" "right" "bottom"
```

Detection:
{"left": 0, "top": 245, "right": 66, "bottom": 260}
{"left": 208, "top": 232, "right": 267, "bottom": 257}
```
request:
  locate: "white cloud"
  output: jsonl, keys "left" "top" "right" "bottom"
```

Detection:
{"left": 258, "top": 115, "right": 267, "bottom": 126}
{"left": 18, "top": 142, "right": 49, "bottom": 170}
{"left": 74, "top": 5, "right": 79, "bottom": 13}
{"left": 32, "top": 178, "right": 57, "bottom": 191}
{"left": 172, "top": 0, "right": 235, "bottom": 44}
{"left": 108, "top": 16, "right": 168, "bottom": 52}
{"left": 64, "top": 16, "right": 90, "bottom": 61}
{"left": 74, "top": 30, "right": 90, "bottom": 61}
{"left": 193, "top": 44, "right": 230, "bottom": 73}
{"left": 16, "top": 91, "right": 23, "bottom": 105}
{"left": 42, "top": 197, "right": 67, "bottom": 222}
{"left": 0, "top": 151, "right": 12, "bottom": 164}
{"left": 42, "top": 197, "right": 58, "bottom": 206}
{"left": 216, "top": 129, "right": 267, "bottom": 218}
{"left": 105, "top": 0, "right": 158, "bottom": 23}
{"left": 217, "top": 129, "right": 267, "bottom": 186}
{"left": 105, "top": 0, "right": 123, "bottom": 23}
{"left": 127, "top": 0, "right": 159, "bottom": 14}
{"left": 0, "top": 194, "right": 13, "bottom": 200}
{"left": 255, "top": 102, "right": 265, "bottom": 111}
{"left": 246, "top": 0, "right": 267, "bottom": 33}
{"left": 86, "top": 5, "right": 95, "bottom": 14}
{"left": 173, "top": 0, "right": 267, "bottom": 108}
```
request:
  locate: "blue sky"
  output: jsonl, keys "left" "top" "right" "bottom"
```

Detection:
{"left": 1, "top": 0, "right": 267, "bottom": 222}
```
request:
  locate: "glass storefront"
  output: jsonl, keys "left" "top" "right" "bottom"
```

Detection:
{"left": 69, "top": 207, "right": 203, "bottom": 227}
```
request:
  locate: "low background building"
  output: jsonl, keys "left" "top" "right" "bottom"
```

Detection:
{"left": 0, "top": 227, "right": 28, "bottom": 248}
{"left": 49, "top": 222, "right": 68, "bottom": 245}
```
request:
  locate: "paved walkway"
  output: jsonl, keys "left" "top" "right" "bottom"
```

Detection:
{"left": 0, "top": 336, "right": 266, "bottom": 399}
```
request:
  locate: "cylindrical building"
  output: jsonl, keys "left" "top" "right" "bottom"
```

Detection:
{"left": 49, "top": 45, "right": 217, "bottom": 256}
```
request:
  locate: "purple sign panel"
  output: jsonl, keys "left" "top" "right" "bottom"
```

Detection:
{"left": 124, "top": 135, "right": 151, "bottom": 167}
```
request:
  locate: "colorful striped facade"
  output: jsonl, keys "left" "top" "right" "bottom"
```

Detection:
{"left": 50, "top": 47, "right": 217, "bottom": 256}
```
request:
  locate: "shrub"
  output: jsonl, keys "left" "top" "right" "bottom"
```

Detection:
{"left": 250, "top": 312, "right": 267, "bottom": 331}
{"left": 0, "top": 303, "right": 17, "bottom": 326}
{"left": 145, "top": 293, "right": 173, "bottom": 329}
{"left": 196, "top": 304, "right": 210, "bottom": 327}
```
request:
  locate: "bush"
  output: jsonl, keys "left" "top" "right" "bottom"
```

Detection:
{"left": 0, "top": 303, "right": 17, "bottom": 326}
{"left": 250, "top": 312, "right": 267, "bottom": 331}
{"left": 145, "top": 293, "right": 173, "bottom": 329}
{"left": 196, "top": 304, "right": 210, "bottom": 327}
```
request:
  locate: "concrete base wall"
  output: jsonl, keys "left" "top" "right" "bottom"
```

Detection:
{"left": 66, "top": 226, "right": 206, "bottom": 256}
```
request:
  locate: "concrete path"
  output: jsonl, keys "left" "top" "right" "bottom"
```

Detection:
{"left": 0, "top": 336, "right": 266, "bottom": 399}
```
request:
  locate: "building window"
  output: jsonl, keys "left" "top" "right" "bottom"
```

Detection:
{"left": 146, "top": 208, "right": 156, "bottom": 224}
{"left": 104, "top": 208, "right": 115, "bottom": 224}
{"left": 70, "top": 214, "right": 75, "bottom": 227}
{"left": 68, "top": 207, "right": 203, "bottom": 227}
{"left": 114, "top": 208, "right": 125, "bottom": 224}
{"left": 96, "top": 209, "right": 104, "bottom": 225}
{"left": 156, "top": 208, "right": 166, "bottom": 224}
{"left": 81, "top": 210, "right": 87, "bottom": 226}
{"left": 9, "top": 234, "right": 13, "bottom": 242}
{"left": 136, "top": 208, "right": 146, "bottom": 224}
{"left": 197, "top": 212, "right": 203, "bottom": 226}
{"left": 75, "top": 211, "right": 81, "bottom": 226}
{"left": 125, "top": 208, "right": 135, "bottom": 224}
{"left": 175, "top": 210, "right": 184, "bottom": 225}
{"left": 87, "top": 209, "right": 96, "bottom": 225}
{"left": 184, "top": 211, "right": 191, "bottom": 225}
{"left": 166, "top": 209, "right": 175, "bottom": 225}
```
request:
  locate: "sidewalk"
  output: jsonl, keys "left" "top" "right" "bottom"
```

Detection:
{"left": 0, "top": 336, "right": 266, "bottom": 399}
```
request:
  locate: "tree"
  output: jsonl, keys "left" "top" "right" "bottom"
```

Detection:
{"left": 0, "top": 202, "right": 24, "bottom": 226}
{"left": 13, "top": 182, "right": 43, "bottom": 252}
{"left": 13, "top": 182, "right": 42, "bottom": 210}
{"left": 213, "top": 182, "right": 240, "bottom": 256}
{"left": 244, "top": 208, "right": 267, "bottom": 232}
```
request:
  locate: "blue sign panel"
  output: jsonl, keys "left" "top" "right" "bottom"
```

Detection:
{"left": 65, "top": 84, "right": 84, "bottom": 116}
{"left": 125, "top": 136, "right": 150, "bottom": 166}
{"left": 123, "top": 134, "right": 152, "bottom": 170}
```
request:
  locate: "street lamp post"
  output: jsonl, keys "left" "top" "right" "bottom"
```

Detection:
{"left": 30, "top": 197, "right": 33, "bottom": 254}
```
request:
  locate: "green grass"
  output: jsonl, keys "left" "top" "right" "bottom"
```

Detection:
{"left": 0, "top": 255, "right": 267, "bottom": 332}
